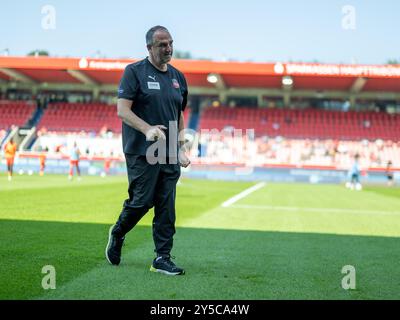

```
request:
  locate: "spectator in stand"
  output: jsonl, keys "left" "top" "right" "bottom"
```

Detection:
{"left": 363, "top": 120, "right": 371, "bottom": 128}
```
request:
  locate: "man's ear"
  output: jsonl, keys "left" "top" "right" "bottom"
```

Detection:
{"left": 146, "top": 44, "right": 152, "bottom": 52}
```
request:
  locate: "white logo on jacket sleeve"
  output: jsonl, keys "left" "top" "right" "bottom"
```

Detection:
{"left": 148, "top": 82, "right": 160, "bottom": 90}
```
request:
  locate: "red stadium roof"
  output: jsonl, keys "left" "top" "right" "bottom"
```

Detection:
{"left": 1, "top": 56, "right": 400, "bottom": 92}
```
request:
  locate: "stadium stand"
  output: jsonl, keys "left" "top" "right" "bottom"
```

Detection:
{"left": 37, "top": 103, "right": 121, "bottom": 133}
{"left": 194, "top": 134, "right": 400, "bottom": 168}
{"left": 37, "top": 102, "right": 192, "bottom": 134}
{"left": 0, "top": 99, "right": 397, "bottom": 174}
{"left": 30, "top": 103, "right": 192, "bottom": 159}
{"left": 0, "top": 99, "right": 395, "bottom": 169}
{"left": 0, "top": 58, "right": 398, "bottom": 178}
{"left": 0, "top": 100, "right": 36, "bottom": 130}
{"left": 199, "top": 107, "right": 400, "bottom": 141}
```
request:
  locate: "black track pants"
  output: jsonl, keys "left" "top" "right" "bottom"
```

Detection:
{"left": 113, "top": 155, "right": 180, "bottom": 256}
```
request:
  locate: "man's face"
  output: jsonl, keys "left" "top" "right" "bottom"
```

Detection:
{"left": 148, "top": 30, "right": 173, "bottom": 65}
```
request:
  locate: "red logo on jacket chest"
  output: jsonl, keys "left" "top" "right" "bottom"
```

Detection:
{"left": 172, "top": 79, "right": 180, "bottom": 89}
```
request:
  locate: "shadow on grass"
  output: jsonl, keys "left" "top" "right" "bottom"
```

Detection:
{"left": 364, "top": 186, "right": 400, "bottom": 200}
{"left": 0, "top": 219, "right": 399, "bottom": 300}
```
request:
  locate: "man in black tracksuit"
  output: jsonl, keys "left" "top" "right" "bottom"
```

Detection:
{"left": 106, "top": 26, "right": 190, "bottom": 276}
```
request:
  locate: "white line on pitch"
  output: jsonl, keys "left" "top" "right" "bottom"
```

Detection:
{"left": 221, "top": 182, "right": 266, "bottom": 208}
{"left": 229, "top": 204, "right": 400, "bottom": 216}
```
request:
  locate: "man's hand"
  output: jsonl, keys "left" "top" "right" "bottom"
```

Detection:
{"left": 145, "top": 125, "right": 167, "bottom": 141}
{"left": 178, "top": 150, "right": 191, "bottom": 168}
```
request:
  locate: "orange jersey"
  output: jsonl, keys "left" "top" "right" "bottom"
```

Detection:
{"left": 104, "top": 159, "right": 111, "bottom": 169}
{"left": 39, "top": 153, "right": 46, "bottom": 165}
{"left": 4, "top": 142, "right": 17, "bottom": 159}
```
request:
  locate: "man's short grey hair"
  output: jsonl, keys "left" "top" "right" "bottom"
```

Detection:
{"left": 146, "top": 25, "right": 170, "bottom": 46}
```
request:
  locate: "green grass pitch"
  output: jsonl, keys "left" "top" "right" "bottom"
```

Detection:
{"left": 0, "top": 173, "right": 399, "bottom": 299}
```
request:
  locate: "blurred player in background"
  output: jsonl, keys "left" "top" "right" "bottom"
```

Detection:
{"left": 39, "top": 152, "right": 46, "bottom": 176}
{"left": 68, "top": 142, "right": 81, "bottom": 181}
{"left": 346, "top": 153, "right": 362, "bottom": 191}
{"left": 103, "top": 152, "right": 113, "bottom": 177}
{"left": 4, "top": 138, "right": 17, "bottom": 181}
{"left": 386, "top": 160, "right": 394, "bottom": 187}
